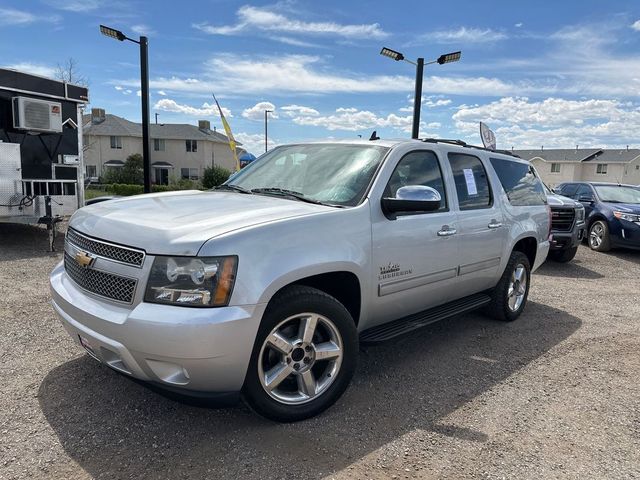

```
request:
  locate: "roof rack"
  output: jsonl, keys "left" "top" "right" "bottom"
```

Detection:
{"left": 421, "top": 138, "right": 521, "bottom": 158}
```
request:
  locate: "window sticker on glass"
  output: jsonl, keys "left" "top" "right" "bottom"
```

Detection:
{"left": 463, "top": 168, "right": 478, "bottom": 196}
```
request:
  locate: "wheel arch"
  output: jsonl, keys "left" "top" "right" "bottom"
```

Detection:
{"left": 511, "top": 236, "right": 538, "bottom": 268}
{"left": 259, "top": 266, "right": 364, "bottom": 327}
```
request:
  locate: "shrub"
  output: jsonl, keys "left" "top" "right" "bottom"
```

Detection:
{"left": 202, "top": 165, "right": 232, "bottom": 189}
{"left": 102, "top": 154, "right": 144, "bottom": 185}
{"left": 105, "top": 184, "right": 179, "bottom": 196}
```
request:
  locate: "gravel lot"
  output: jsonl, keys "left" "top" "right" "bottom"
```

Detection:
{"left": 1, "top": 222, "right": 639, "bottom": 480}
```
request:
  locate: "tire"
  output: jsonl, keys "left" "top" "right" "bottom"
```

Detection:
{"left": 588, "top": 220, "right": 611, "bottom": 252}
{"left": 242, "top": 286, "right": 358, "bottom": 422}
{"left": 486, "top": 251, "right": 531, "bottom": 322}
{"left": 548, "top": 246, "right": 578, "bottom": 263}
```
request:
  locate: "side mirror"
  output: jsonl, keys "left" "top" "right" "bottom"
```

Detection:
{"left": 578, "top": 195, "right": 594, "bottom": 204}
{"left": 381, "top": 185, "right": 441, "bottom": 216}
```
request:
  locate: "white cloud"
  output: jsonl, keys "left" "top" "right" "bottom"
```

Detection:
{"left": 157, "top": 90, "right": 167, "bottom": 96}
{"left": 269, "top": 36, "right": 322, "bottom": 48}
{"left": 632, "top": 20, "right": 640, "bottom": 31}
{"left": 422, "top": 27, "right": 507, "bottom": 44}
{"left": 0, "top": 7, "right": 60, "bottom": 26}
{"left": 235, "top": 132, "right": 276, "bottom": 155}
{"left": 3, "top": 62, "right": 56, "bottom": 78}
{"left": 515, "top": 22, "right": 523, "bottom": 28}
{"left": 242, "top": 101, "right": 278, "bottom": 120}
{"left": 131, "top": 24, "right": 155, "bottom": 36}
{"left": 153, "top": 99, "right": 232, "bottom": 117}
{"left": 44, "top": 0, "right": 103, "bottom": 12}
{"left": 114, "top": 53, "right": 555, "bottom": 97}
{"left": 291, "top": 107, "right": 414, "bottom": 132}
{"left": 452, "top": 97, "right": 640, "bottom": 148}
{"left": 424, "top": 98, "right": 452, "bottom": 108}
{"left": 193, "top": 5, "right": 388, "bottom": 39}
{"left": 281, "top": 105, "right": 320, "bottom": 117}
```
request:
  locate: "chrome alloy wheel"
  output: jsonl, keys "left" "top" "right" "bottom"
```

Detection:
{"left": 507, "top": 264, "right": 527, "bottom": 312}
{"left": 590, "top": 222, "right": 605, "bottom": 248}
{"left": 258, "top": 313, "right": 343, "bottom": 405}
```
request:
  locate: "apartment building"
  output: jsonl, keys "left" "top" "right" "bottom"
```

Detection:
{"left": 514, "top": 147, "right": 640, "bottom": 187}
{"left": 83, "top": 108, "right": 243, "bottom": 184}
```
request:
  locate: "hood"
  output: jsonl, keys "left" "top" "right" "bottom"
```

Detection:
{"left": 70, "top": 190, "right": 330, "bottom": 255}
{"left": 546, "top": 193, "right": 580, "bottom": 208}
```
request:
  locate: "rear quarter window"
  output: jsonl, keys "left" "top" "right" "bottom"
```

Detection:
{"left": 490, "top": 157, "right": 547, "bottom": 206}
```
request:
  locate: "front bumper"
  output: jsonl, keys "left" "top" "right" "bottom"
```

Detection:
{"left": 50, "top": 261, "right": 266, "bottom": 394}
{"left": 550, "top": 223, "right": 586, "bottom": 250}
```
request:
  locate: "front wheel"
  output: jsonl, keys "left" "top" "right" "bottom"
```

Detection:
{"left": 588, "top": 220, "right": 611, "bottom": 252}
{"left": 243, "top": 286, "right": 357, "bottom": 422}
{"left": 486, "top": 251, "right": 531, "bottom": 322}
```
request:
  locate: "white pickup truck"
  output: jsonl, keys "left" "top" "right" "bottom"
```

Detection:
{"left": 50, "top": 138, "right": 550, "bottom": 421}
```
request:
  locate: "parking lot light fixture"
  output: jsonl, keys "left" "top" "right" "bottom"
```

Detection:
{"left": 100, "top": 25, "right": 128, "bottom": 41}
{"left": 265, "top": 109, "right": 273, "bottom": 153}
{"left": 380, "top": 46, "right": 462, "bottom": 139}
{"left": 436, "top": 51, "right": 462, "bottom": 65}
{"left": 99, "top": 24, "right": 151, "bottom": 193}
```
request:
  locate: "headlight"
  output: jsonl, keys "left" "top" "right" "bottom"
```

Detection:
{"left": 613, "top": 211, "right": 640, "bottom": 223}
{"left": 575, "top": 205, "right": 585, "bottom": 223}
{"left": 144, "top": 256, "right": 237, "bottom": 307}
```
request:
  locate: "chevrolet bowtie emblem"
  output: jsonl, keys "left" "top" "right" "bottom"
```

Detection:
{"left": 75, "top": 250, "right": 95, "bottom": 268}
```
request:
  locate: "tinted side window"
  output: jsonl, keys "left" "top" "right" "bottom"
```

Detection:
{"left": 489, "top": 158, "right": 546, "bottom": 206}
{"left": 385, "top": 151, "right": 447, "bottom": 211}
{"left": 448, "top": 153, "right": 491, "bottom": 210}
{"left": 575, "top": 184, "right": 593, "bottom": 199}
{"left": 560, "top": 183, "right": 578, "bottom": 197}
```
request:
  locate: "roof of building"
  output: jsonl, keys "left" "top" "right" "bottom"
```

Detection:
{"left": 583, "top": 149, "right": 640, "bottom": 163}
{"left": 513, "top": 149, "right": 602, "bottom": 162}
{"left": 514, "top": 148, "right": 640, "bottom": 164}
{"left": 83, "top": 113, "right": 240, "bottom": 144}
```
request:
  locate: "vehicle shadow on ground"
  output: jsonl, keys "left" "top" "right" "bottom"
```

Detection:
{"left": 0, "top": 223, "right": 65, "bottom": 261}
{"left": 536, "top": 257, "right": 604, "bottom": 279}
{"left": 602, "top": 249, "right": 640, "bottom": 264}
{"left": 39, "top": 301, "right": 580, "bottom": 480}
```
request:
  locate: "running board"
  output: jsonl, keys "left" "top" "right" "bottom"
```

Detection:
{"left": 360, "top": 293, "right": 491, "bottom": 344}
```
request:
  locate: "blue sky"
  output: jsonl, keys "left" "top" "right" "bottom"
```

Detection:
{"left": 2, "top": 0, "right": 640, "bottom": 154}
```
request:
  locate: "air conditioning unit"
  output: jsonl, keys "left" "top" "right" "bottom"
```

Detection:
{"left": 12, "top": 96, "right": 63, "bottom": 133}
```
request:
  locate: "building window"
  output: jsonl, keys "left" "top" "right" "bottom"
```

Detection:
{"left": 596, "top": 163, "right": 608, "bottom": 174}
{"left": 636, "top": 165, "right": 639, "bottom": 170}
{"left": 153, "top": 138, "right": 165, "bottom": 151}
{"left": 186, "top": 140, "right": 198, "bottom": 152}
{"left": 181, "top": 167, "right": 199, "bottom": 180}
{"left": 110, "top": 136, "right": 122, "bottom": 149}
{"left": 551, "top": 163, "right": 561, "bottom": 173}
{"left": 85, "top": 165, "right": 97, "bottom": 178}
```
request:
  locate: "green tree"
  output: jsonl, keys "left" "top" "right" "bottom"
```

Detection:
{"left": 121, "top": 153, "right": 144, "bottom": 184}
{"left": 202, "top": 165, "right": 232, "bottom": 189}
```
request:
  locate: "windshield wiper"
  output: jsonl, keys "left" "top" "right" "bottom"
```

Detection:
{"left": 251, "top": 187, "right": 334, "bottom": 206}
{"left": 213, "top": 184, "right": 252, "bottom": 194}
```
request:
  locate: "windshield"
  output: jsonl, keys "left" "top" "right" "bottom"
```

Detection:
{"left": 226, "top": 144, "right": 389, "bottom": 207}
{"left": 594, "top": 185, "right": 640, "bottom": 204}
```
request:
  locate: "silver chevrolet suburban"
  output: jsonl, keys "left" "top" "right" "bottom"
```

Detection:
{"left": 50, "top": 139, "right": 550, "bottom": 422}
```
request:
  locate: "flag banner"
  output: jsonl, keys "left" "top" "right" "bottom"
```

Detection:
{"left": 213, "top": 93, "right": 240, "bottom": 171}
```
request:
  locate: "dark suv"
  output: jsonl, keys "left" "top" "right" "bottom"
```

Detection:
{"left": 544, "top": 186, "right": 586, "bottom": 262}
{"left": 555, "top": 182, "right": 640, "bottom": 252}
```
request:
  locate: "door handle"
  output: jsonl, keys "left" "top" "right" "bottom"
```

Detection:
{"left": 437, "top": 226, "right": 457, "bottom": 237}
{"left": 488, "top": 221, "right": 502, "bottom": 229}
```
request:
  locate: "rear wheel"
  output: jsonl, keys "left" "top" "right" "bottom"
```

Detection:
{"left": 588, "top": 220, "right": 611, "bottom": 252}
{"left": 243, "top": 286, "right": 357, "bottom": 422}
{"left": 548, "top": 246, "right": 578, "bottom": 263}
{"left": 486, "top": 251, "right": 531, "bottom": 322}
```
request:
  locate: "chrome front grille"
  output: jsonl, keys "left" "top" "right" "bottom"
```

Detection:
{"left": 64, "top": 252, "right": 137, "bottom": 303}
{"left": 66, "top": 228, "right": 145, "bottom": 267}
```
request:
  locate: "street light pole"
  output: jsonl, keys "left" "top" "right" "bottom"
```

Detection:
{"left": 380, "top": 47, "right": 461, "bottom": 140}
{"left": 139, "top": 36, "right": 151, "bottom": 193}
{"left": 264, "top": 109, "right": 273, "bottom": 153}
{"left": 411, "top": 57, "right": 424, "bottom": 140}
{"left": 100, "top": 25, "right": 152, "bottom": 193}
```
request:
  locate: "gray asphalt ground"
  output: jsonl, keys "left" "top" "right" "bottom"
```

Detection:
{"left": 1, "top": 222, "right": 639, "bottom": 479}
